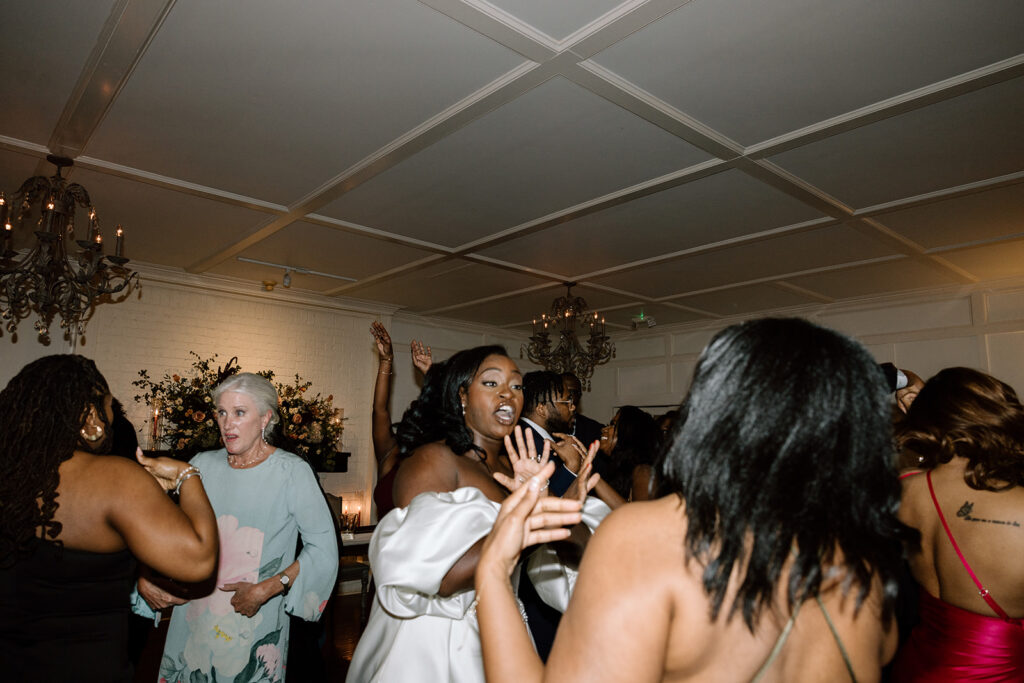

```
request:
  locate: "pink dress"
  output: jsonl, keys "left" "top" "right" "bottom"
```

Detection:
{"left": 892, "top": 471, "right": 1024, "bottom": 681}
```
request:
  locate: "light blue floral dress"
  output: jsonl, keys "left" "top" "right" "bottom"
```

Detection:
{"left": 135, "top": 448, "right": 338, "bottom": 683}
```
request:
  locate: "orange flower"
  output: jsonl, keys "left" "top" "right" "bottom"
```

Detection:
{"left": 292, "top": 414, "right": 303, "bottom": 424}
{"left": 192, "top": 411, "right": 206, "bottom": 422}
{"left": 172, "top": 374, "right": 181, "bottom": 382}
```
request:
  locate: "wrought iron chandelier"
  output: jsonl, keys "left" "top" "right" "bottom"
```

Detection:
{"left": 521, "top": 283, "right": 615, "bottom": 391}
{"left": 1, "top": 155, "right": 139, "bottom": 342}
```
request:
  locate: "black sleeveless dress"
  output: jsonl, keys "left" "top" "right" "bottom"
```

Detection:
{"left": 0, "top": 539, "right": 136, "bottom": 682}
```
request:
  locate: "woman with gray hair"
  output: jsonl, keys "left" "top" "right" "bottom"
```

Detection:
{"left": 136, "top": 372, "right": 338, "bottom": 682}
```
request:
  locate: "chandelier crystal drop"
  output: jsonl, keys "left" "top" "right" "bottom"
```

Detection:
{"left": 0, "top": 155, "right": 139, "bottom": 342}
{"left": 521, "top": 283, "right": 615, "bottom": 391}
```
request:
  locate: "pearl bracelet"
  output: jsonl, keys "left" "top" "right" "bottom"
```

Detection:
{"left": 173, "top": 465, "right": 201, "bottom": 496}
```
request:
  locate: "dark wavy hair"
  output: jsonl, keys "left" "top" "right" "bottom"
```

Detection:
{"left": 658, "top": 318, "right": 909, "bottom": 630}
{"left": 522, "top": 370, "right": 563, "bottom": 415}
{"left": 604, "top": 405, "right": 661, "bottom": 499}
{"left": 395, "top": 346, "right": 509, "bottom": 460}
{"left": 897, "top": 367, "right": 1024, "bottom": 491}
{"left": 0, "top": 355, "right": 111, "bottom": 566}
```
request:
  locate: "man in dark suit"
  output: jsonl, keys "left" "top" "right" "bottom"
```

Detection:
{"left": 561, "top": 372, "right": 604, "bottom": 450}
{"left": 514, "top": 370, "right": 585, "bottom": 661}
{"left": 519, "top": 370, "right": 581, "bottom": 497}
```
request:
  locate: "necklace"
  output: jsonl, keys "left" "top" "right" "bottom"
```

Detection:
{"left": 227, "top": 441, "right": 269, "bottom": 469}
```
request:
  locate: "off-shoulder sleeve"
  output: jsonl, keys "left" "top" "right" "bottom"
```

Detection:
{"left": 371, "top": 487, "right": 500, "bottom": 620}
{"left": 283, "top": 460, "right": 339, "bottom": 621}
{"left": 527, "top": 495, "right": 611, "bottom": 612}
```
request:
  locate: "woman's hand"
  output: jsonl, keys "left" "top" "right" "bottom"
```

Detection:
{"left": 410, "top": 339, "right": 432, "bottom": 374}
{"left": 563, "top": 439, "right": 601, "bottom": 504}
{"left": 479, "top": 463, "right": 584, "bottom": 581}
{"left": 136, "top": 448, "right": 190, "bottom": 492}
{"left": 137, "top": 574, "right": 189, "bottom": 610}
{"left": 495, "top": 425, "right": 550, "bottom": 492}
{"left": 550, "top": 432, "right": 588, "bottom": 474}
{"left": 220, "top": 580, "right": 274, "bottom": 618}
{"left": 371, "top": 321, "right": 394, "bottom": 361}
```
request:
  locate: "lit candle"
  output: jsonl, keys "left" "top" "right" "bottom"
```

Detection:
{"left": 115, "top": 225, "right": 124, "bottom": 257}
{"left": 43, "top": 199, "right": 55, "bottom": 233}
{"left": 3, "top": 223, "right": 11, "bottom": 253}
{"left": 88, "top": 208, "right": 97, "bottom": 242}
{"left": 94, "top": 232, "right": 103, "bottom": 248}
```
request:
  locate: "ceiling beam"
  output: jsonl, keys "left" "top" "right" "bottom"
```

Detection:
{"left": 48, "top": 0, "right": 178, "bottom": 160}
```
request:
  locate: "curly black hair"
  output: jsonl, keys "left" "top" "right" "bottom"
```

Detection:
{"left": 0, "top": 355, "right": 111, "bottom": 567}
{"left": 658, "top": 318, "right": 912, "bottom": 630}
{"left": 395, "top": 346, "right": 510, "bottom": 461}
{"left": 897, "top": 366, "right": 1024, "bottom": 491}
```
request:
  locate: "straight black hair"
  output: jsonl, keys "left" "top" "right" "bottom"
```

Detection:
{"left": 658, "top": 317, "right": 909, "bottom": 629}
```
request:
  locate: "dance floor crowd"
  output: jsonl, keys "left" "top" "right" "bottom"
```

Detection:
{"left": 2, "top": 317, "right": 1022, "bottom": 682}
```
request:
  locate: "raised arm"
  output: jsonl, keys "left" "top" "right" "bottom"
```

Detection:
{"left": 477, "top": 501, "right": 672, "bottom": 683}
{"left": 370, "top": 322, "right": 400, "bottom": 470}
{"left": 476, "top": 472, "right": 584, "bottom": 683}
{"left": 410, "top": 339, "right": 433, "bottom": 375}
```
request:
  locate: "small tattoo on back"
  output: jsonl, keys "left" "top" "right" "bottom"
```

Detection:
{"left": 956, "top": 501, "right": 1021, "bottom": 527}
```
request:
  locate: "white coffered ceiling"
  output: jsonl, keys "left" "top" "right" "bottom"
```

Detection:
{"left": 1, "top": 0, "right": 1022, "bottom": 331}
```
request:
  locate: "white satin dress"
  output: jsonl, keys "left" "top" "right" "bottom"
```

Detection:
{"left": 346, "top": 487, "right": 609, "bottom": 683}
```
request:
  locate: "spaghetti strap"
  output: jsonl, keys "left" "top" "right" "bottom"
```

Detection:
{"left": 750, "top": 600, "right": 802, "bottom": 683}
{"left": 926, "top": 470, "right": 1011, "bottom": 621}
{"left": 750, "top": 598, "right": 858, "bottom": 683}
{"left": 815, "top": 595, "right": 858, "bottom": 683}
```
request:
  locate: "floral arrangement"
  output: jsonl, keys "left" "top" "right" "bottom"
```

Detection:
{"left": 275, "top": 375, "right": 345, "bottom": 472}
{"left": 133, "top": 352, "right": 345, "bottom": 471}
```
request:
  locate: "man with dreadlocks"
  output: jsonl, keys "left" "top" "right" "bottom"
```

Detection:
{"left": 0, "top": 354, "right": 219, "bottom": 682}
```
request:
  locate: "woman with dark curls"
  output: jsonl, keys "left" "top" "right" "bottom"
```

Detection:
{"left": 0, "top": 355, "right": 218, "bottom": 682}
{"left": 476, "top": 317, "right": 911, "bottom": 682}
{"left": 892, "top": 367, "right": 1024, "bottom": 680}
{"left": 347, "top": 345, "right": 606, "bottom": 683}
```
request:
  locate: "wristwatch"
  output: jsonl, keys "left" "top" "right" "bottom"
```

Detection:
{"left": 278, "top": 574, "right": 291, "bottom": 593}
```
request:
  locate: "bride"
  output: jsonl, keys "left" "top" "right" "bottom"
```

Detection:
{"left": 346, "top": 345, "right": 605, "bottom": 683}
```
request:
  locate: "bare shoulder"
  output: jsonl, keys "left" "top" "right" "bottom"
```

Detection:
{"left": 66, "top": 451, "right": 154, "bottom": 490}
{"left": 584, "top": 496, "right": 688, "bottom": 588}
{"left": 597, "top": 496, "right": 686, "bottom": 540}
{"left": 897, "top": 469, "right": 930, "bottom": 525}
{"left": 392, "top": 442, "right": 460, "bottom": 506}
